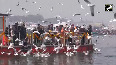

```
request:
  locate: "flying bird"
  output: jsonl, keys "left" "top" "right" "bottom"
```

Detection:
{"left": 73, "top": 13, "right": 81, "bottom": 16}
{"left": 85, "top": 13, "right": 90, "bottom": 16}
{"left": 107, "top": 5, "right": 112, "bottom": 11}
{"left": 26, "top": 10, "right": 29, "bottom": 13}
{"left": 32, "top": 1, "right": 36, "bottom": 4}
{"left": 9, "top": 9, "right": 12, "bottom": 12}
{"left": 38, "top": 6, "right": 42, "bottom": 11}
{"left": 16, "top": 2, "right": 20, "bottom": 6}
{"left": 84, "top": 0, "right": 91, "bottom": 4}
{"left": 22, "top": 8, "right": 26, "bottom": 11}
{"left": 26, "top": 0, "right": 28, "bottom": 2}
{"left": 89, "top": 5, "right": 95, "bottom": 16}
{"left": 78, "top": 0, "right": 80, "bottom": 4}
{"left": 97, "top": 12, "right": 100, "bottom": 13}
{"left": 58, "top": 3, "right": 63, "bottom": 5}
{"left": 51, "top": 7, "right": 53, "bottom": 12}
{"left": 81, "top": 5, "right": 85, "bottom": 9}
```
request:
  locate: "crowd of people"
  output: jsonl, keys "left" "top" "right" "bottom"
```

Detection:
{"left": 32, "top": 23, "right": 92, "bottom": 46}
{"left": 4, "top": 22, "right": 92, "bottom": 46}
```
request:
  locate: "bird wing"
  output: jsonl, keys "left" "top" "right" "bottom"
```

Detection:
{"left": 84, "top": 0, "right": 91, "bottom": 4}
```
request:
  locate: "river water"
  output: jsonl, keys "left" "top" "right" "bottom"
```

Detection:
{"left": 0, "top": 35, "right": 116, "bottom": 65}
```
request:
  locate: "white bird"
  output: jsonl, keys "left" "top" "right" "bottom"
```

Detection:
{"left": 39, "top": 6, "right": 41, "bottom": 10}
{"left": 14, "top": 52, "right": 18, "bottom": 56}
{"left": 9, "top": 9, "right": 12, "bottom": 12}
{"left": 16, "top": 2, "right": 20, "bottom": 6}
{"left": 84, "top": 0, "right": 91, "bottom": 4}
{"left": 83, "top": 51, "right": 89, "bottom": 55}
{"left": 81, "top": 5, "right": 85, "bottom": 9}
{"left": 94, "top": 48, "right": 101, "bottom": 52}
{"left": 58, "top": 3, "right": 63, "bottom": 5}
{"left": 7, "top": 53, "right": 11, "bottom": 55}
{"left": 26, "top": 10, "right": 29, "bottom": 13}
{"left": 73, "top": 45, "right": 79, "bottom": 52}
{"left": 73, "top": 13, "right": 81, "bottom": 16}
{"left": 66, "top": 52, "right": 74, "bottom": 56}
{"left": 40, "top": 53, "right": 50, "bottom": 57}
{"left": 32, "top": 1, "right": 36, "bottom": 4}
{"left": 8, "top": 43, "right": 14, "bottom": 49}
{"left": 1, "top": 52, "right": 5, "bottom": 54}
{"left": 51, "top": 7, "right": 53, "bottom": 12}
{"left": 97, "top": 12, "right": 100, "bottom": 13}
{"left": 33, "top": 52, "right": 40, "bottom": 57}
{"left": 85, "top": 13, "right": 90, "bottom": 16}
{"left": 26, "top": 49, "right": 32, "bottom": 55}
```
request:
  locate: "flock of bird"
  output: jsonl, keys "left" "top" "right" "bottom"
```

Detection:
{"left": 6, "top": 0, "right": 116, "bottom": 20}
{"left": 5, "top": 0, "right": 99, "bottom": 18}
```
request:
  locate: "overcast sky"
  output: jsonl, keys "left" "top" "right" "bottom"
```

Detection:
{"left": 0, "top": 0, "right": 116, "bottom": 23}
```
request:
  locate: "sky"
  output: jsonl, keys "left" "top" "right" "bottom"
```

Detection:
{"left": 0, "top": 0, "right": 116, "bottom": 23}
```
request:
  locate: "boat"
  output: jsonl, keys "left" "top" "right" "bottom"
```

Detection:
{"left": 0, "top": 14, "right": 93, "bottom": 56}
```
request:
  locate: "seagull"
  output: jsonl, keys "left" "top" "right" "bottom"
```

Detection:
{"left": 58, "top": 3, "right": 63, "bottom": 5}
{"left": 9, "top": 9, "right": 12, "bottom": 12}
{"left": 22, "top": 8, "right": 26, "bottom": 11}
{"left": 84, "top": 0, "right": 91, "bottom": 4}
{"left": 73, "top": 13, "right": 81, "bottom": 16}
{"left": 83, "top": 51, "right": 89, "bottom": 55}
{"left": 78, "top": 0, "right": 80, "bottom": 4}
{"left": 51, "top": 7, "right": 53, "bottom": 12}
{"left": 81, "top": 5, "right": 85, "bottom": 9}
{"left": 39, "top": 6, "right": 41, "bottom": 10}
{"left": 26, "top": 10, "right": 29, "bottom": 13}
{"left": 16, "top": 2, "right": 20, "bottom": 6}
{"left": 89, "top": 5, "right": 95, "bottom": 16}
{"left": 85, "top": 13, "right": 90, "bottom": 16}
{"left": 32, "top": 1, "right": 36, "bottom": 4}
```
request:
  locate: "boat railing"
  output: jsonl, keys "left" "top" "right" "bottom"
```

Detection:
{"left": 0, "top": 30, "right": 92, "bottom": 46}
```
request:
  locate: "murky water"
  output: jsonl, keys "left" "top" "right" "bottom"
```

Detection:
{"left": 0, "top": 35, "right": 116, "bottom": 65}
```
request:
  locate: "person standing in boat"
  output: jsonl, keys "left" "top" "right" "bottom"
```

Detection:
{"left": 87, "top": 25, "right": 92, "bottom": 36}
{"left": 5, "top": 27, "right": 8, "bottom": 37}
{"left": 4, "top": 27, "right": 9, "bottom": 46}
{"left": 87, "top": 25, "right": 92, "bottom": 44}
{"left": 38, "top": 25, "right": 44, "bottom": 45}
{"left": 79, "top": 25, "right": 87, "bottom": 45}
{"left": 33, "top": 27, "right": 39, "bottom": 45}
{"left": 19, "top": 22, "right": 26, "bottom": 41}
